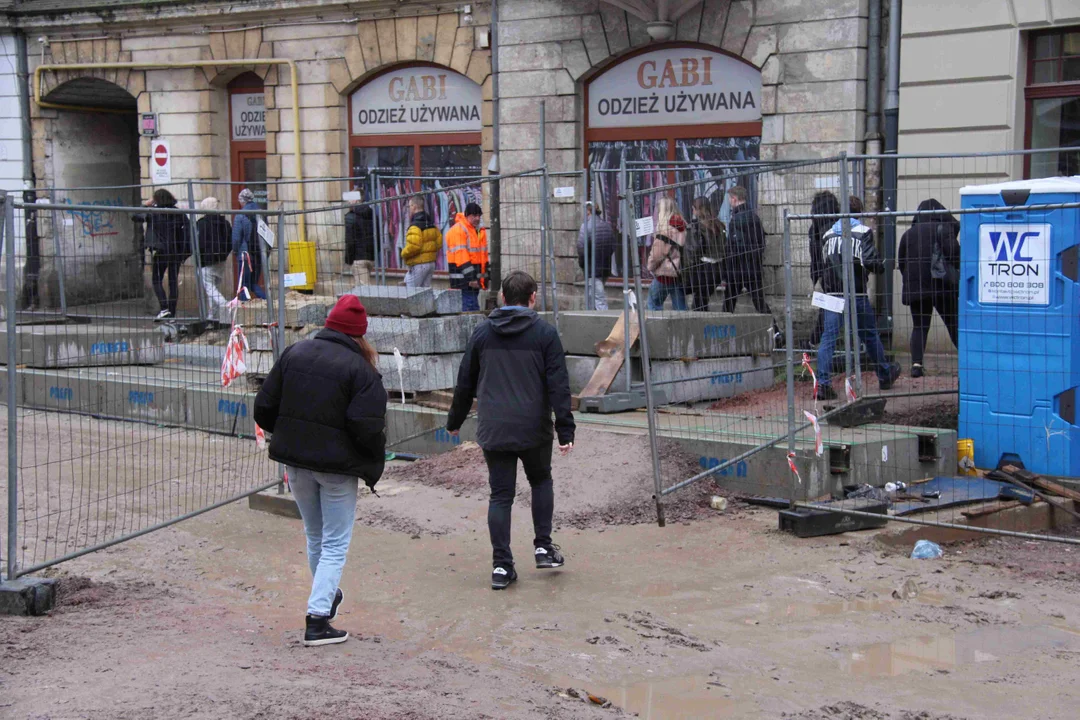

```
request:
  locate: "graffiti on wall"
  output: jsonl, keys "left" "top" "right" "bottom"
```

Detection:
{"left": 61, "top": 197, "right": 125, "bottom": 238}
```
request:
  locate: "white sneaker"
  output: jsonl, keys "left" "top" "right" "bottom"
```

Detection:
{"left": 154, "top": 309, "right": 173, "bottom": 321}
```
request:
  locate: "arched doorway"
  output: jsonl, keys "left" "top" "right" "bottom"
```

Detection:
{"left": 42, "top": 77, "right": 141, "bottom": 306}
{"left": 228, "top": 72, "right": 267, "bottom": 210}
{"left": 585, "top": 44, "right": 763, "bottom": 225}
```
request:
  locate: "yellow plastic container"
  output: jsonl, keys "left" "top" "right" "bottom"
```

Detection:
{"left": 286, "top": 241, "right": 317, "bottom": 292}
{"left": 957, "top": 439, "right": 976, "bottom": 476}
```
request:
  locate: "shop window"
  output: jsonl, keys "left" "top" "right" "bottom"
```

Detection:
{"left": 348, "top": 63, "right": 483, "bottom": 270}
{"left": 1025, "top": 29, "right": 1080, "bottom": 177}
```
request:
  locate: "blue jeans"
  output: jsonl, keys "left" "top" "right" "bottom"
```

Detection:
{"left": 647, "top": 279, "right": 687, "bottom": 310}
{"left": 462, "top": 288, "right": 480, "bottom": 311}
{"left": 817, "top": 295, "right": 890, "bottom": 388}
{"left": 237, "top": 244, "right": 267, "bottom": 300}
{"left": 288, "top": 467, "right": 358, "bottom": 617}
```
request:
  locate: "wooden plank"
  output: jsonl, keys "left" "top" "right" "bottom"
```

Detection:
{"left": 1030, "top": 477, "right": 1080, "bottom": 503}
{"left": 961, "top": 500, "right": 1024, "bottom": 519}
{"left": 578, "top": 309, "right": 640, "bottom": 399}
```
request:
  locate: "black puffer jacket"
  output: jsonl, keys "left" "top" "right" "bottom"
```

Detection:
{"left": 898, "top": 199, "right": 961, "bottom": 305}
{"left": 344, "top": 205, "right": 376, "bottom": 264}
{"left": 577, "top": 217, "right": 619, "bottom": 278}
{"left": 147, "top": 211, "right": 191, "bottom": 259}
{"left": 254, "top": 329, "right": 388, "bottom": 485}
{"left": 727, "top": 205, "right": 766, "bottom": 258}
{"left": 446, "top": 307, "right": 575, "bottom": 451}
{"left": 195, "top": 215, "right": 233, "bottom": 265}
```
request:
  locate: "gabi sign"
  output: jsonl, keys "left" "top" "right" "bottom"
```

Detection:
{"left": 351, "top": 66, "right": 482, "bottom": 135}
{"left": 588, "top": 47, "right": 762, "bottom": 128}
{"left": 231, "top": 93, "right": 266, "bottom": 141}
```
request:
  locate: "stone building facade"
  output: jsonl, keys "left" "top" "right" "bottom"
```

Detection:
{"left": 1, "top": 0, "right": 874, "bottom": 307}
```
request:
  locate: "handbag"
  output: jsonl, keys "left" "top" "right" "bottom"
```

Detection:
{"left": 930, "top": 225, "right": 959, "bottom": 287}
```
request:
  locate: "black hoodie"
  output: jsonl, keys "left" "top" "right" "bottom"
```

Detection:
{"left": 447, "top": 307, "right": 575, "bottom": 451}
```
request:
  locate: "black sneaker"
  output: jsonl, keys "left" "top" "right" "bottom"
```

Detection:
{"left": 491, "top": 565, "right": 517, "bottom": 590}
{"left": 329, "top": 588, "right": 343, "bottom": 621}
{"left": 880, "top": 362, "right": 902, "bottom": 390}
{"left": 911, "top": 364, "right": 925, "bottom": 378}
{"left": 303, "top": 614, "right": 348, "bottom": 647}
{"left": 534, "top": 545, "right": 565, "bottom": 569}
{"left": 817, "top": 385, "right": 838, "bottom": 401}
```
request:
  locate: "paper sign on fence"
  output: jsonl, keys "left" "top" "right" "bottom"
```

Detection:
{"left": 283, "top": 272, "right": 308, "bottom": 288}
{"left": 257, "top": 218, "right": 275, "bottom": 248}
{"left": 811, "top": 291, "right": 845, "bottom": 314}
{"left": 342, "top": 191, "right": 362, "bottom": 203}
{"left": 635, "top": 216, "right": 655, "bottom": 237}
{"left": 553, "top": 186, "right": 575, "bottom": 199}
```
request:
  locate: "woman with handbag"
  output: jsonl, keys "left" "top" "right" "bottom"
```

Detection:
{"left": 898, "top": 198, "right": 961, "bottom": 377}
{"left": 646, "top": 196, "right": 689, "bottom": 310}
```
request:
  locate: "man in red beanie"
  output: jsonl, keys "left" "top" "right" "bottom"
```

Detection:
{"left": 254, "top": 294, "right": 387, "bottom": 646}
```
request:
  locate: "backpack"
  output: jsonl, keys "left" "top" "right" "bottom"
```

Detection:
{"left": 930, "top": 224, "right": 959, "bottom": 287}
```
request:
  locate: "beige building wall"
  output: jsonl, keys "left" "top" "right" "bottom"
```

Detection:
{"left": 899, "top": 0, "right": 1080, "bottom": 210}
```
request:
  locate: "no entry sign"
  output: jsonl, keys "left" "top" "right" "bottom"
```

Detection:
{"left": 151, "top": 139, "right": 171, "bottom": 184}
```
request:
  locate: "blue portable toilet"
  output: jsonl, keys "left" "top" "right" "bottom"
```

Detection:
{"left": 958, "top": 177, "right": 1080, "bottom": 476}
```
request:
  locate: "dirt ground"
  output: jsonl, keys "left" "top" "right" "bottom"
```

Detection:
{"left": 4, "top": 433, "right": 1080, "bottom": 719}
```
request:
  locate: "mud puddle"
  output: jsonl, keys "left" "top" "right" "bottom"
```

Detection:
{"left": 840, "top": 624, "right": 1080, "bottom": 677}
{"left": 744, "top": 593, "right": 944, "bottom": 624}
{"left": 550, "top": 672, "right": 735, "bottom": 719}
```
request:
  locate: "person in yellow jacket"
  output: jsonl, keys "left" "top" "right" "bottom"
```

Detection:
{"left": 445, "top": 202, "right": 488, "bottom": 311}
{"left": 401, "top": 196, "right": 441, "bottom": 288}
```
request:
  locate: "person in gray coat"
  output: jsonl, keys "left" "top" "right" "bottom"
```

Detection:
{"left": 577, "top": 206, "right": 618, "bottom": 310}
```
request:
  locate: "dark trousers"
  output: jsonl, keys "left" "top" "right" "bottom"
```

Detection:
{"left": 722, "top": 255, "right": 771, "bottom": 314}
{"left": 687, "top": 261, "right": 721, "bottom": 312}
{"left": 909, "top": 293, "right": 959, "bottom": 365}
{"left": 483, "top": 443, "right": 554, "bottom": 569}
{"left": 151, "top": 253, "right": 184, "bottom": 315}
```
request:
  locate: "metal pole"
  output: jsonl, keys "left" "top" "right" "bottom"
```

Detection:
{"left": 5, "top": 194, "right": 19, "bottom": 579}
{"left": 838, "top": 158, "right": 855, "bottom": 391}
{"left": 839, "top": 155, "right": 864, "bottom": 393}
{"left": 619, "top": 156, "right": 632, "bottom": 393}
{"left": 548, "top": 178, "right": 560, "bottom": 327}
{"left": 369, "top": 173, "right": 382, "bottom": 285}
{"left": 275, "top": 210, "right": 287, "bottom": 494}
{"left": 187, "top": 180, "right": 208, "bottom": 324}
{"left": 48, "top": 190, "right": 68, "bottom": 318}
{"left": 261, "top": 216, "right": 275, "bottom": 331}
{"left": 489, "top": 0, "right": 502, "bottom": 296}
{"left": 783, "top": 212, "right": 798, "bottom": 509}
{"left": 539, "top": 100, "right": 548, "bottom": 312}
{"left": 583, "top": 199, "right": 591, "bottom": 310}
{"left": 882, "top": 0, "right": 902, "bottom": 341}
{"left": 625, "top": 186, "right": 665, "bottom": 528}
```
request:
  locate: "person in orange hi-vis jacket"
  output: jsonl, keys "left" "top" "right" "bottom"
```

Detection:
{"left": 445, "top": 202, "right": 487, "bottom": 311}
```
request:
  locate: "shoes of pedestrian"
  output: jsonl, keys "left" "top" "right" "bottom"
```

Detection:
{"left": 880, "top": 362, "right": 902, "bottom": 390}
{"left": 911, "top": 364, "right": 925, "bottom": 379}
{"left": 534, "top": 544, "right": 565, "bottom": 569}
{"left": 154, "top": 309, "right": 173, "bottom": 321}
{"left": 817, "top": 385, "right": 838, "bottom": 401}
{"left": 329, "top": 588, "right": 343, "bottom": 621}
{"left": 303, "top": 614, "right": 349, "bottom": 647}
{"left": 491, "top": 565, "right": 518, "bottom": 590}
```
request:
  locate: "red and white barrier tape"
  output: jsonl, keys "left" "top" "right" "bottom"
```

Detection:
{"left": 787, "top": 452, "right": 803, "bottom": 484}
{"left": 845, "top": 375, "right": 858, "bottom": 403}
{"left": 803, "top": 410, "right": 823, "bottom": 456}
{"left": 802, "top": 353, "right": 818, "bottom": 400}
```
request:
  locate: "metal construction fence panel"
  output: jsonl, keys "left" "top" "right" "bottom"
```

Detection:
{"left": 0, "top": 196, "right": 281, "bottom": 579}
{"left": 624, "top": 157, "right": 1080, "bottom": 544}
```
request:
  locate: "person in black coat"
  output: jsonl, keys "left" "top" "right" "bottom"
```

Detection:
{"left": 808, "top": 191, "right": 842, "bottom": 346}
{"left": 898, "top": 198, "right": 961, "bottom": 377}
{"left": 344, "top": 202, "right": 376, "bottom": 286}
{"left": 723, "top": 186, "right": 771, "bottom": 314}
{"left": 254, "top": 295, "right": 387, "bottom": 647}
{"left": 144, "top": 189, "right": 190, "bottom": 321}
{"left": 577, "top": 205, "right": 618, "bottom": 310}
{"left": 194, "top": 197, "right": 232, "bottom": 318}
{"left": 446, "top": 271, "right": 575, "bottom": 590}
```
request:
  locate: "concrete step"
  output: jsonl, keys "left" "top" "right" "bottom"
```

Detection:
{"left": 0, "top": 324, "right": 165, "bottom": 368}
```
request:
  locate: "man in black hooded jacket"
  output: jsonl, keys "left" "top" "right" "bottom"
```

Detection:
{"left": 446, "top": 271, "right": 575, "bottom": 590}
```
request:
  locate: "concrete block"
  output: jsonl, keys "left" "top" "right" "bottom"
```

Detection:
{"left": 367, "top": 315, "right": 483, "bottom": 355}
{"left": 345, "top": 285, "right": 436, "bottom": 317}
{"left": 223, "top": 298, "right": 333, "bottom": 328}
{"left": 187, "top": 386, "right": 258, "bottom": 436}
{"left": 386, "top": 404, "right": 477, "bottom": 455}
{"left": 248, "top": 488, "right": 300, "bottom": 519}
{"left": 378, "top": 353, "right": 463, "bottom": 392}
{"left": 0, "top": 367, "right": 20, "bottom": 405}
{"left": 98, "top": 376, "right": 187, "bottom": 425}
{"left": 435, "top": 288, "right": 463, "bottom": 314}
{"left": 565, "top": 354, "right": 630, "bottom": 395}
{"left": 541, "top": 311, "right": 775, "bottom": 359}
{"left": 0, "top": 325, "right": 165, "bottom": 368}
{"left": 0, "top": 577, "right": 57, "bottom": 616}
{"left": 646, "top": 355, "right": 776, "bottom": 404}
{"left": 21, "top": 370, "right": 104, "bottom": 413}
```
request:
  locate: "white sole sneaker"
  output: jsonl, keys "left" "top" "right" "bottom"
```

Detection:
{"left": 303, "top": 631, "right": 349, "bottom": 647}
